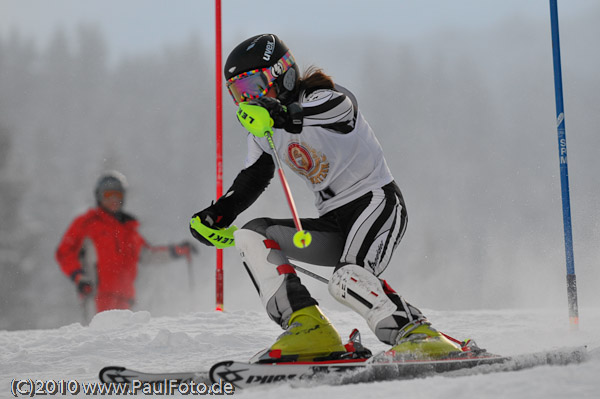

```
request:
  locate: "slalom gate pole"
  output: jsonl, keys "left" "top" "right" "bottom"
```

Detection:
{"left": 549, "top": 0, "right": 578, "bottom": 329}
{"left": 214, "top": 0, "right": 224, "bottom": 312}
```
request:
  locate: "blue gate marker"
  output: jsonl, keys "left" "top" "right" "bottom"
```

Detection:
{"left": 549, "top": 0, "right": 578, "bottom": 329}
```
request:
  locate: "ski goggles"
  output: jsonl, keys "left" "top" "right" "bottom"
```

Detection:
{"left": 101, "top": 190, "right": 124, "bottom": 200}
{"left": 226, "top": 51, "right": 295, "bottom": 105}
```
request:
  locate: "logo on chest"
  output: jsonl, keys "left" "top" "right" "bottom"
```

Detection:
{"left": 285, "top": 142, "right": 329, "bottom": 185}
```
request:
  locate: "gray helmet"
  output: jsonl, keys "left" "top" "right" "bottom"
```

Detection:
{"left": 94, "top": 170, "right": 128, "bottom": 204}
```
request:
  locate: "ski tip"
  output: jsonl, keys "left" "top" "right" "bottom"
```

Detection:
{"left": 209, "top": 361, "right": 237, "bottom": 387}
{"left": 99, "top": 366, "right": 125, "bottom": 383}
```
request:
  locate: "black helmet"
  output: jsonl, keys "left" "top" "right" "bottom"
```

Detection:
{"left": 94, "top": 170, "right": 128, "bottom": 204}
{"left": 224, "top": 34, "right": 299, "bottom": 105}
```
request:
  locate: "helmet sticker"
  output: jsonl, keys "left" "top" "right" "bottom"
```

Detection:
{"left": 263, "top": 39, "right": 275, "bottom": 61}
{"left": 246, "top": 35, "right": 262, "bottom": 51}
{"left": 270, "top": 61, "right": 285, "bottom": 78}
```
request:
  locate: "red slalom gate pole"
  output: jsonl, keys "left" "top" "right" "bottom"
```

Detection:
{"left": 215, "top": 0, "right": 224, "bottom": 312}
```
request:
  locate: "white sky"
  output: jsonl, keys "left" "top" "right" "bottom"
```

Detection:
{"left": 1, "top": 0, "right": 596, "bottom": 61}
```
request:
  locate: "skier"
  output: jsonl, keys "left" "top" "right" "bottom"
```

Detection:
{"left": 190, "top": 34, "right": 461, "bottom": 361}
{"left": 57, "top": 171, "right": 197, "bottom": 318}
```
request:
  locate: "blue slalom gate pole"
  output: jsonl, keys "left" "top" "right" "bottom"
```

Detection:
{"left": 549, "top": 0, "right": 578, "bottom": 329}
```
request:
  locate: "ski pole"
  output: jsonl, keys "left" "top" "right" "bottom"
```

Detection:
{"left": 290, "top": 262, "right": 329, "bottom": 284}
{"left": 79, "top": 292, "right": 92, "bottom": 326}
{"left": 236, "top": 102, "right": 312, "bottom": 249}
{"left": 264, "top": 131, "right": 312, "bottom": 249}
{"left": 186, "top": 253, "right": 195, "bottom": 291}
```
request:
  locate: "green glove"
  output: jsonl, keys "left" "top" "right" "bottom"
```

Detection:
{"left": 237, "top": 102, "right": 273, "bottom": 137}
{"left": 190, "top": 217, "right": 238, "bottom": 249}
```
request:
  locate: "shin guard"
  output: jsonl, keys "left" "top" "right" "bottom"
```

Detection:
{"left": 328, "top": 264, "right": 425, "bottom": 345}
{"left": 234, "top": 229, "right": 316, "bottom": 327}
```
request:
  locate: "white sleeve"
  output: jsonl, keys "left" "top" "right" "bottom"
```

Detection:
{"left": 244, "top": 133, "right": 266, "bottom": 168}
{"left": 300, "top": 89, "right": 355, "bottom": 127}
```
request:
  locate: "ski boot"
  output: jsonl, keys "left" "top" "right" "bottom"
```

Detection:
{"left": 387, "top": 320, "right": 463, "bottom": 359}
{"left": 251, "top": 305, "right": 346, "bottom": 363}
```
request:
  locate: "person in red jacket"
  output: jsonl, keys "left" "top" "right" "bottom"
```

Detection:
{"left": 56, "top": 171, "right": 196, "bottom": 316}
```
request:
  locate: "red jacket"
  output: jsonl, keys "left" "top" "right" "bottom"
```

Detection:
{"left": 56, "top": 207, "right": 147, "bottom": 301}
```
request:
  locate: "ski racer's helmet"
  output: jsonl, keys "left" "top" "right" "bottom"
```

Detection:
{"left": 94, "top": 170, "right": 128, "bottom": 205}
{"left": 224, "top": 34, "right": 299, "bottom": 105}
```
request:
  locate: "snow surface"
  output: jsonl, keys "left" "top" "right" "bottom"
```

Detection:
{"left": 2, "top": 307, "right": 600, "bottom": 398}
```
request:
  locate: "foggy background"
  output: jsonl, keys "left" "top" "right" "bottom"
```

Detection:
{"left": 1, "top": 1, "right": 599, "bottom": 331}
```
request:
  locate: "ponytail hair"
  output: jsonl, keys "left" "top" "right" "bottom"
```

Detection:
{"left": 298, "top": 66, "right": 335, "bottom": 92}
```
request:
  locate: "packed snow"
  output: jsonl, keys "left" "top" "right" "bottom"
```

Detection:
{"left": 2, "top": 306, "right": 599, "bottom": 398}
